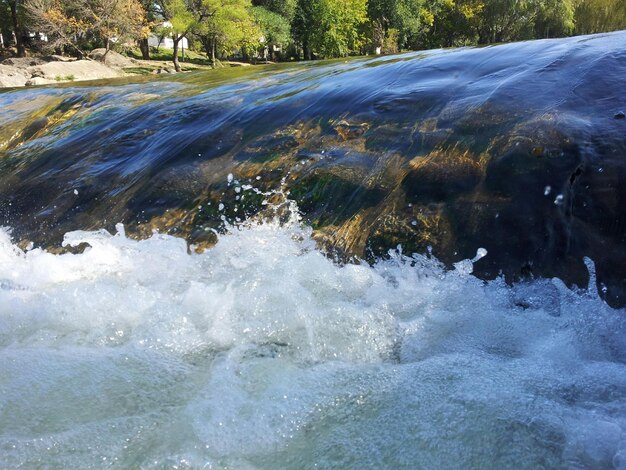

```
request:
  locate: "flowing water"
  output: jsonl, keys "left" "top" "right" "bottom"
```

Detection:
{"left": 1, "top": 32, "right": 626, "bottom": 468}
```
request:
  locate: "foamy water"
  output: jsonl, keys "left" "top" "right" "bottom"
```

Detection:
{"left": 1, "top": 214, "right": 625, "bottom": 468}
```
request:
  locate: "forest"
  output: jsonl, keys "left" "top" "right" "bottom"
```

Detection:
{"left": 1, "top": 0, "right": 626, "bottom": 68}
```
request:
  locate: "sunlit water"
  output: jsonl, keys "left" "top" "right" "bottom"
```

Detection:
{"left": 2, "top": 31, "right": 626, "bottom": 468}
{"left": 1, "top": 202, "right": 625, "bottom": 468}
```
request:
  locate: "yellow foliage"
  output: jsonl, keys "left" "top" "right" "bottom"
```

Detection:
{"left": 458, "top": 1, "right": 484, "bottom": 19}
{"left": 419, "top": 8, "right": 435, "bottom": 26}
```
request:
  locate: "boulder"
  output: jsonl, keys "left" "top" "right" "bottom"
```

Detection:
{"left": 0, "top": 64, "right": 29, "bottom": 88}
{"left": 1, "top": 57, "right": 47, "bottom": 67}
{"left": 27, "top": 60, "right": 124, "bottom": 82}
{"left": 88, "top": 49, "right": 135, "bottom": 68}
{"left": 41, "top": 55, "right": 76, "bottom": 62}
{"left": 25, "top": 76, "right": 57, "bottom": 86}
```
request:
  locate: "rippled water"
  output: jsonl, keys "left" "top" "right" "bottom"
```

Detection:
{"left": 2, "top": 32, "right": 626, "bottom": 304}
{"left": 2, "top": 32, "right": 626, "bottom": 468}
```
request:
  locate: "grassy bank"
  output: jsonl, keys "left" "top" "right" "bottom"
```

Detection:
{"left": 126, "top": 47, "right": 212, "bottom": 66}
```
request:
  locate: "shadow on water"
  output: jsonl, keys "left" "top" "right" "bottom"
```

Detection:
{"left": 1, "top": 31, "right": 626, "bottom": 305}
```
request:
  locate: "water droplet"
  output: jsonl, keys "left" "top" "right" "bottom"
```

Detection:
{"left": 544, "top": 185, "right": 551, "bottom": 196}
{"left": 73, "top": 189, "right": 78, "bottom": 195}
{"left": 218, "top": 203, "right": 225, "bottom": 211}
{"left": 472, "top": 248, "right": 488, "bottom": 262}
{"left": 554, "top": 194, "right": 564, "bottom": 205}
{"left": 411, "top": 220, "right": 417, "bottom": 226}
{"left": 227, "top": 173, "right": 233, "bottom": 184}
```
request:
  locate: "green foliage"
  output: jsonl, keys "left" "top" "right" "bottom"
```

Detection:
{"left": 252, "top": 6, "right": 289, "bottom": 45}
{"left": 53, "top": 73, "right": 75, "bottom": 80}
{"left": 574, "top": 0, "right": 626, "bottom": 34}
{"left": 252, "top": 5, "right": 290, "bottom": 57}
{"left": 0, "top": 1, "right": 11, "bottom": 31}
{"left": 162, "top": 0, "right": 195, "bottom": 36}
{"left": 534, "top": 0, "right": 575, "bottom": 38}
{"left": 0, "top": 0, "right": 624, "bottom": 63}
{"left": 293, "top": 0, "right": 367, "bottom": 58}
{"left": 192, "top": 0, "right": 259, "bottom": 60}
{"left": 252, "top": 0, "right": 296, "bottom": 20}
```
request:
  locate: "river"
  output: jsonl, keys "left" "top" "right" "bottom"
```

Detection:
{"left": 1, "top": 32, "right": 626, "bottom": 468}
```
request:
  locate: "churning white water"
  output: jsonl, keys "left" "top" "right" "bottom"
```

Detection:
{"left": 1, "top": 212, "right": 626, "bottom": 468}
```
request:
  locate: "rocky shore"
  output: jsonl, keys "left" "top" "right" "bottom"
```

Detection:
{"left": 0, "top": 49, "right": 177, "bottom": 88}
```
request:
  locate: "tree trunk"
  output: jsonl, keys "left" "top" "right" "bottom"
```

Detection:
{"left": 172, "top": 35, "right": 181, "bottom": 72}
{"left": 9, "top": 0, "right": 25, "bottom": 58}
{"left": 139, "top": 37, "right": 150, "bottom": 60}
{"left": 210, "top": 37, "right": 216, "bottom": 66}
{"left": 303, "top": 39, "right": 311, "bottom": 60}
{"left": 0, "top": 29, "right": 4, "bottom": 48}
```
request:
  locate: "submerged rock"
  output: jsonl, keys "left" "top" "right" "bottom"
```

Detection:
{"left": 1, "top": 32, "right": 625, "bottom": 305}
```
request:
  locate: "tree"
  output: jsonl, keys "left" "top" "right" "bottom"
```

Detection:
{"left": 473, "top": 0, "right": 536, "bottom": 44}
{"left": 419, "top": 0, "right": 484, "bottom": 48}
{"left": 252, "top": 0, "right": 296, "bottom": 20}
{"left": 367, "top": 0, "right": 404, "bottom": 52}
{"left": 574, "top": 0, "right": 626, "bottom": 35}
{"left": 137, "top": 0, "right": 162, "bottom": 59}
{"left": 26, "top": 0, "right": 90, "bottom": 56}
{"left": 292, "top": 0, "right": 367, "bottom": 59}
{"left": 533, "top": 0, "right": 575, "bottom": 38}
{"left": 291, "top": 0, "right": 314, "bottom": 59}
{"left": 1, "top": 0, "right": 27, "bottom": 56}
{"left": 0, "top": 2, "right": 11, "bottom": 48}
{"left": 93, "top": 0, "right": 147, "bottom": 51}
{"left": 193, "top": 0, "right": 259, "bottom": 64}
{"left": 158, "top": 0, "right": 195, "bottom": 71}
{"left": 26, "top": 0, "right": 146, "bottom": 57}
{"left": 251, "top": 5, "right": 290, "bottom": 59}
{"left": 368, "top": 0, "right": 454, "bottom": 52}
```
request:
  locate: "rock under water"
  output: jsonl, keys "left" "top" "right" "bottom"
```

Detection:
{"left": 0, "top": 31, "right": 625, "bottom": 305}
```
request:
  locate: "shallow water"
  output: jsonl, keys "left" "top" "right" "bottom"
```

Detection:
{"left": 2, "top": 32, "right": 626, "bottom": 468}
{"left": 1, "top": 32, "right": 626, "bottom": 302}
{"left": 1, "top": 207, "right": 625, "bottom": 468}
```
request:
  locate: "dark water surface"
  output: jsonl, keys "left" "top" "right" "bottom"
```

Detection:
{"left": 1, "top": 32, "right": 626, "bottom": 303}
{"left": 2, "top": 32, "right": 626, "bottom": 304}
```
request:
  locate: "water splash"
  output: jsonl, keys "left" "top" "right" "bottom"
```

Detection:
{"left": 1, "top": 211, "right": 625, "bottom": 468}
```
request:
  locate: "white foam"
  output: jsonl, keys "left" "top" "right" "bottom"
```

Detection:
{"left": 0, "top": 217, "right": 625, "bottom": 468}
